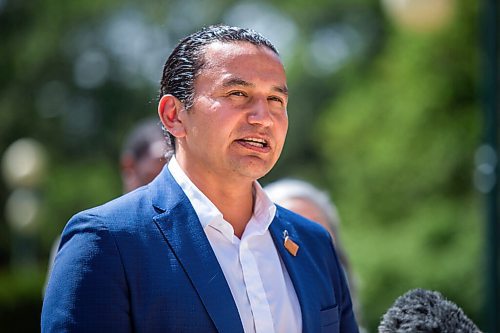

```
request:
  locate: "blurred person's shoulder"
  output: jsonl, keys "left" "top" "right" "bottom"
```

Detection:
{"left": 275, "top": 204, "right": 332, "bottom": 242}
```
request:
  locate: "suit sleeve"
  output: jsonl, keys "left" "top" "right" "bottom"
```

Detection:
{"left": 41, "top": 212, "right": 131, "bottom": 333}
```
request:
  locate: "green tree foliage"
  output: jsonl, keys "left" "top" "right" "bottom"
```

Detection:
{"left": 315, "top": 1, "right": 483, "bottom": 330}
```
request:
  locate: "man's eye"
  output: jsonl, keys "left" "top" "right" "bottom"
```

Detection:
{"left": 229, "top": 91, "right": 247, "bottom": 97}
{"left": 269, "top": 96, "right": 284, "bottom": 105}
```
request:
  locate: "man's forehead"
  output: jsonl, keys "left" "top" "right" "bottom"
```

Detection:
{"left": 201, "top": 41, "right": 280, "bottom": 66}
{"left": 196, "top": 41, "right": 287, "bottom": 91}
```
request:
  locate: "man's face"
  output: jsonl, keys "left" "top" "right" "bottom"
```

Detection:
{"left": 177, "top": 41, "right": 288, "bottom": 182}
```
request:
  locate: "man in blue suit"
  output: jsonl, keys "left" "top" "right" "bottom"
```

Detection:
{"left": 42, "top": 25, "right": 359, "bottom": 332}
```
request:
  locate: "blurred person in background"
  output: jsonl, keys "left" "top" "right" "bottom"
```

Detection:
{"left": 120, "top": 117, "right": 173, "bottom": 193}
{"left": 42, "top": 25, "right": 358, "bottom": 332}
{"left": 44, "top": 117, "right": 173, "bottom": 293}
{"left": 265, "top": 178, "right": 364, "bottom": 329}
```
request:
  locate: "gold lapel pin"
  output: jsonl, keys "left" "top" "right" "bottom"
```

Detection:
{"left": 283, "top": 230, "right": 299, "bottom": 256}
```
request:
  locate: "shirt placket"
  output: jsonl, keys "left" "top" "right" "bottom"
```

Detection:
{"left": 239, "top": 237, "right": 275, "bottom": 333}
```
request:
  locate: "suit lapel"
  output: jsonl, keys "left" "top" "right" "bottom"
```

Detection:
{"left": 269, "top": 210, "right": 319, "bottom": 333}
{"left": 150, "top": 167, "right": 244, "bottom": 333}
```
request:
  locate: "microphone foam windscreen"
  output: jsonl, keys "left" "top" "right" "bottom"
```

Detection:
{"left": 378, "top": 288, "right": 480, "bottom": 333}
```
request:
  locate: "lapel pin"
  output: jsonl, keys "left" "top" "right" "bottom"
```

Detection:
{"left": 283, "top": 230, "right": 299, "bottom": 256}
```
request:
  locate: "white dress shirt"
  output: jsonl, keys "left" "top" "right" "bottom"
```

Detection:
{"left": 168, "top": 157, "right": 302, "bottom": 333}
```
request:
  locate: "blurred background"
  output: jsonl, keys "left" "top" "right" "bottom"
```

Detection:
{"left": 0, "top": 0, "right": 497, "bottom": 332}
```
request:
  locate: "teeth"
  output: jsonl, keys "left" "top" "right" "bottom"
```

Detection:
{"left": 246, "top": 137, "right": 266, "bottom": 143}
{"left": 242, "top": 137, "right": 267, "bottom": 147}
{"left": 247, "top": 141, "right": 264, "bottom": 147}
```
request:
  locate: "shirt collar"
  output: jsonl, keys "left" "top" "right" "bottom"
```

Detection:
{"left": 168, "top": 156, "right": 220, "bottom": 230}
{"left": 167, "top": 156, "right": 276, "bottom": 238}
{"left": 245, "top": 181, "right": 276, "bottom": 237}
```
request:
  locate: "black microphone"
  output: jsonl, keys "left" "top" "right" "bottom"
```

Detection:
{"left": 378, "top": 288, "right": 481, "bottom": 333}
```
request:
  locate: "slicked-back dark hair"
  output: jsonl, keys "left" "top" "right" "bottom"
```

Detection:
{"left": 159, "top": 24, "right": 279, "bottom": 147}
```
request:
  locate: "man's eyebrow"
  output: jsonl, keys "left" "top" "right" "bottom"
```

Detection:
{"left": 223, "top": 77, "right": 288, "bottom": 96}
{"left": 222, "top": 78, "right": 254, "bottom": 88}
{"left": 273, "top": 85, "right": 288, "bottom": 96}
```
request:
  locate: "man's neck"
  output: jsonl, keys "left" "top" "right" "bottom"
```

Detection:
{"left": 209, "top": 185, "right": 255, "bottom": 238}
{"left": 175, "top": 156, "right": 256, "bottom": 238}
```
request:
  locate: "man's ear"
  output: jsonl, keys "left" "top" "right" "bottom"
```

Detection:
{"left": 158, "top": 95, "right": 186, "bottom": 138}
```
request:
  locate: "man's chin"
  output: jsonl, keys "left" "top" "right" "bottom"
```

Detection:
{"left": 229, "top": 154, "right": 278, "bottom": 179}
{"left": 241, "top": 164, "right": 275, "bottom": 180}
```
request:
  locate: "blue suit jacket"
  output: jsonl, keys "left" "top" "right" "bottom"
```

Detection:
{"left": 42, "top": 166, "right": 358, "bottom": 332}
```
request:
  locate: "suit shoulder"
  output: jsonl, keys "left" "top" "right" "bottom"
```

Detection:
{"left": 85, "top": 185, "right": 149, "bottom": 213}
{"left": 69, "top": 185, "right": 152, "bottom": 229}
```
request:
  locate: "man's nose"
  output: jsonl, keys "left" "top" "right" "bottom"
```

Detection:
{"left": 247, "top": 98, "right": 273, "bottom": 127}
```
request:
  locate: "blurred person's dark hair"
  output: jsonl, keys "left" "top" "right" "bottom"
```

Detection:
{"left": 379, "top": 288, "right": 481, "bottom": 333}
{"left": 120, "top": 117, "right": 173, "bottom": 193}
{"left": 158, "top": 24, "right": 279, "bottom": 148}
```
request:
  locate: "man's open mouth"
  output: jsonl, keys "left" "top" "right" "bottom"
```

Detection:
{"left": 237, "top": 137, "right": 269, "bottom": 148}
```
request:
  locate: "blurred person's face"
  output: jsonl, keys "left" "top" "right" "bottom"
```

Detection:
{"left": 121, "top": 140, "right": 168, "bottom": 193}
{"left": 161, "top": 41, "right": 288, "bottom": 183}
